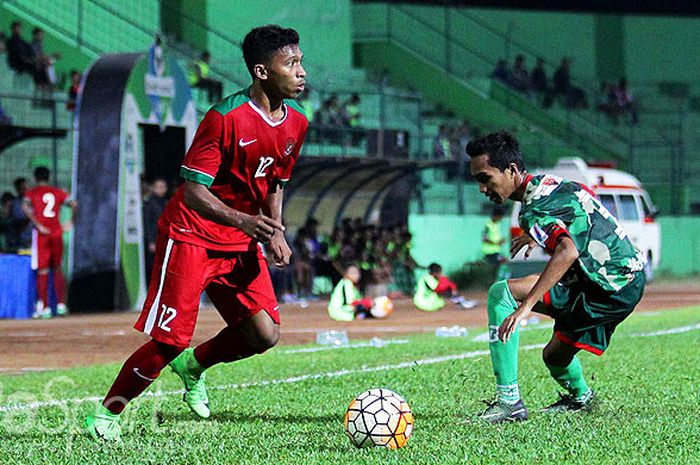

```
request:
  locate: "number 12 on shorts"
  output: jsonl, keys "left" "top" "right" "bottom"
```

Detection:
{"left": 157, "top": 304, "right": 177, "bottom": 332}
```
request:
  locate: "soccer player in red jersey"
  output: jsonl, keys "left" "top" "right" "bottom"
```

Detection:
{"left": 85, "top": 25, "right": 308, "bottom": 441}
{"left": 23, "top": 166, "right": 77, "bottom": 318}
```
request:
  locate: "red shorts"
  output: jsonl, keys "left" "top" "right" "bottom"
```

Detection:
{"left": 31, "top": 230, "right": 63, "bottom": 270}
{"left": 134, "top": 229, "right": 279, "bottom": 348}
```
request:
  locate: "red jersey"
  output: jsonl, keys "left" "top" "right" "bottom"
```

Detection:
{"left": 161, "top": 88, "right": 308, "bottom": 251}
{"left": 25, "top": 185, "right": 70, "bottom": 235}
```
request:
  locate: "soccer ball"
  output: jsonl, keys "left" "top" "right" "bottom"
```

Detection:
{"left": 370, "top": 296, "right": 394, "bottom": 319}
{"left": 344, "top": 388, "right": 413, "bottom": 449}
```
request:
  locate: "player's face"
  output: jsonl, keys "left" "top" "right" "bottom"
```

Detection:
{"left": 470, "top": 154, "right": 517, "bottom": 204}
{"left": 268, "top": 45, "right": 306, "bottom": 99}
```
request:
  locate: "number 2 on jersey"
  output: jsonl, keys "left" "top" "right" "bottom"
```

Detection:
{"left": 255, "top": 156, "right": 274, "bottom": 178}
{"left": 42, "top": 192, "right": 56, "bottom": 218}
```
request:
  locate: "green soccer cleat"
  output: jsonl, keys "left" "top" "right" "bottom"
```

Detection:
{"left": 56, "top": 303, "right": 69, "bottom": 317}
{"left": 542, "top": 390, "right": 596, "bottom": 414}
{"left": 169, "top": 348, "right": 210, "bottom": 419}
{"left": 478, "top": 399, "right": 529, "bottom": 423}
{"left": 84, "top": 405, "right": 122, "bottom": 442}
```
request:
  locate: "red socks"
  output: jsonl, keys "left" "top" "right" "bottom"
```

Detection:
{"left": 194, "top": 326, "right": 257, "bottom": 369}
{"left": 103, "top": 340, "right": 183, "bottom": 414}
{"left": 36, "top": 273, "right": 49, "bottom": 306}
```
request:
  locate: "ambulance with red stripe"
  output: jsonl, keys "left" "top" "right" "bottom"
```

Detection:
{"left": 510, "top": 157, "right": 660, "bottom": 280}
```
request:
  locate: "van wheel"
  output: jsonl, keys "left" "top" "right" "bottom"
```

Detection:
{"left": 644, "top": 253, "right": 653, "bottom": 282}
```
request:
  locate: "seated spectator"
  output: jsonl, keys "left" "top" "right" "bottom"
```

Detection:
{"left": 433, "top": 124, "right": 452, "bottom": 159}
{"left": 327, "top": 263, "right": 373, "bottom": 321}
{"left": 491, "top": 59, "right": 510, "bottom": 85}
{"left": 31, "top": 28, "right": 60, "bottom": 92}
{"left": 66, "top": 70, "right": 81, "bottom": 111}
{"left": 341, "top": 93, "right": 363, "bottom": 145}
{"left": 315, "top": 95, "right": 343, "bottom": 143}
{"left": 553, "top": 57, "right": 587, "bottom": 109}
{"left": 614, "top": 78, "right": 639, "bottom": 125}
{"left": 6, "top": 22, "right": 37, "bottom": 75}
{"left": 413, "top": 263, "right": 477, "bottom": 312}
{"left": 0, "top": 99, "right": 12, "bottom": 125}
{"left": 187, "top": 51, "right": 223, "bottom": 103}
{"left": 530, "top": 57, "right": 551, "bottom": 107}
{"left": 510, "top": 55, "right": 530, "bottom": 94}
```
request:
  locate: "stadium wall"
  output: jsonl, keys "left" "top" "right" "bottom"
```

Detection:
{"left": 409, "top": 215, "right": 700, "bottom": 277}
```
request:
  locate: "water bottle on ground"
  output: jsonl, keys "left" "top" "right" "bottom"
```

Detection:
{"left": 435, "top": 325, "right": 468, "bottom": 337}
{"left": 316, "top": 330, "right": 349, "bottom": 346}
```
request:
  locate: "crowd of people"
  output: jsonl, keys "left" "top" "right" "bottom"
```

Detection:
{"left": 297, "top": 89, "right": 364, "bottom": 145}
{"left": 432, "top": 119, "right": 476, "bottom": 160}
{"left": 270, "top": 217, "right": 418, "bottom": 304}
{"left": 597, "top": 78, "right": 638, "bottom": 125}
{"left": 2, "top": 21, "right": 83, "bottom": 113}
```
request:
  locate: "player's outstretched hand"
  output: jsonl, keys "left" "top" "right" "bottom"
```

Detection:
{"left": 268, "top": 230, "right": 292, "bottom": 267}
{"left": 239, "top": 213, "right": 285, "bottom": 243}
{"left": 498, "top": 304, "right": 531, "bottom": 343}
{"left": 510, "top": 234, "right": 537, "bottom": 259}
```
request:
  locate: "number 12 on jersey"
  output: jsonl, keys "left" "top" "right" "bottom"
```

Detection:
{"left": 255, "top": 156, "right": 274, "bottom": 178}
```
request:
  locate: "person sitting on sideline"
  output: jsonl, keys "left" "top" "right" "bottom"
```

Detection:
{"left": 414, "top": 263, "right": 477, "bottom": 311}
{"left": 327, "top": 263, "right": 373, "bottom": 321}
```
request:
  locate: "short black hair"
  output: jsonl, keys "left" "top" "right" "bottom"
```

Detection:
{"left": 34, "top": 166, "right": 50, "bottom": 182}
{"left": 465, "top": 130, "right": 525, "bottom": 172}
{"left": 13, "top": 177, "right": 26, "bottom": 191}
{"left": 428, "top": 263, "right": 442, "bottom": 274}
{"left": 242, "top": 25, "right": 299, "bottom": 78}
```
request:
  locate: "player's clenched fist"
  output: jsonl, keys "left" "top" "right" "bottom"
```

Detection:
{"left": 510, "top": 233, "right": 537, "bottom": 259}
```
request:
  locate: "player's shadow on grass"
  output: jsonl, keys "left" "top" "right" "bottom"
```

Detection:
{"left": 163, "top": 409, "right": 340, "bottom": 425}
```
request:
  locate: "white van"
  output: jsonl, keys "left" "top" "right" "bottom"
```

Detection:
{"left": 510, "top": 157, "right": 660, "bottom": 280}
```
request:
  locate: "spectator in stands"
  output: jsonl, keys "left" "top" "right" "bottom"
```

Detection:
{"left": 614, "top": 78, "right": 639, "bottom": 125}
{"left": 341, "top": 93, "right": 363, "bottom": 145}
{"left": 142, "top": 178, "right": 169, "bottom": 283}
{"left": 188, "top": 51, "right": 223, "bottom": 103}
{"left": 0, "top": 192, "right": 14, "bottom": 251}
{"left": 510, "top": 55, "right": 530, "bottom": 95}
{"left": 327, "top": 263, "right": 373, "bottom": 321}
{"left": 316, "top": 94, "right": 343, "bottom": 143}
{"left": 0, "top": 99, "right": 12, "bottom": 125}
{"left": 553, "top": 57, "right": 587, "bottom": 109}
{"left": 433, "top": 124, "right": 452, "bottom": 159}
{"left": 66, "top": 70, "right": 81, "bottom": 111}
{"left": 456, "top": 120, "right": 472, "bottom": 158}
{"left": 6, "top": 22, "right": 37, "bottom": 76}
{"left": 31, "top": 28, "right": 60, "bottom": 93}
{"left": 530, "top": 57, "right": 551, "bottom": 107}
{"left": 492, "top": 59, "right": 510, "bottom": 85}
{"left": 413, "top": 263, "right": 477, "bottom": 311}
{"left": 5, "top": 177, "right": 32, "bottom": 251}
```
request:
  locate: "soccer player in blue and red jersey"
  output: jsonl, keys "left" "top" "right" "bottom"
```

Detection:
{"left": 85, "top": 25, "right": 308, "bottom": 441}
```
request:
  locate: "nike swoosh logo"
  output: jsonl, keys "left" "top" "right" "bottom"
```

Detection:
{"left": 239, "top": 138, "right": 257, "bottom": 147}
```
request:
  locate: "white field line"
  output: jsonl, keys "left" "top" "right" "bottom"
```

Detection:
{"left": 0, "top": 344, "right": 541, "bottom": 414}
{"left": 1, "top": 322, "right": 699, "bottom": 414}
{"left": 280, "top": 339, "right": 410, "bottom": 354}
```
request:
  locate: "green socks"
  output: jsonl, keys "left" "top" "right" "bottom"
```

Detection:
{"left": 546, "top": 356, "right": 590, "bottom": 400}
{"left": 487, "top": 280, "right": 521, "bottom": 404}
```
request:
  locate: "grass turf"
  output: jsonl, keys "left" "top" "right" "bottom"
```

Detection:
{"left": 0, "top": 306, "right": 698, "bottom": 465}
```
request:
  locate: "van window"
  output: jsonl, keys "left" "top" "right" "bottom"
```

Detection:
{"left": 641, "top": 195, "right": 654, "bottom": 216}
{"left": 599, "top": 194, "right": 618, "bottom": 217}
{"left": 618, "top": 194, "right": 640, "bottom": 220}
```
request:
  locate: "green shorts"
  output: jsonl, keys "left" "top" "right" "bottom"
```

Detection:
{"left": 539, "top": 272, "right": 645, "bottom": 355}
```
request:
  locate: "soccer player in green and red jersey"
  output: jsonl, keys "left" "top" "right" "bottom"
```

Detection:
{"left": 85, "top": 25, "right": 308, "bottom": 441}
{"left": 467, "top": 131, "right": 646, "bottom": 423}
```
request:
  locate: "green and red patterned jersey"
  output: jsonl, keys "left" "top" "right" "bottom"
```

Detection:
{"left": 518, "top": 174, "right": 645, "bottom": 292}
{"left": 160, "top": 88, "right": 308, "bottom": 251}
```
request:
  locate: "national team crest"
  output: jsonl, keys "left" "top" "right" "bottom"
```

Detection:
{"left": 284, "top": 138, "right": 296, "bottom": 156}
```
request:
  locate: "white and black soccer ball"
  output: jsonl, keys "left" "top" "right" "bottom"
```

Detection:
{"left": 370, "top": 296, "right": 394, "bottom": 319}
{"left": 344, "top": 388, "right": 414, "bottom": 449}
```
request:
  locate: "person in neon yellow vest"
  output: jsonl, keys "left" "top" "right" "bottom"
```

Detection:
{"left": 482, "top": 206, "right": 506, "bottom": 265}
{"left": 414, "top": 263, "right": 477, "bottom": 311}
{"left": 328, "top": 263, "right": 373, "bottom": 321}
{"left": 188, "top": 51, "right": 223, "bottom": 103}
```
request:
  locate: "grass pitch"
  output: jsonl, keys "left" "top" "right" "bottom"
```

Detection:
{"left": 1, "top": 306, "right": 698, "bottom": 465}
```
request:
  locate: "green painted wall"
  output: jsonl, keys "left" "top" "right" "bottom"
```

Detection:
{"left": 162, "top": 0, "right": 209, "bottom": 52}
{"left": 594, "top": 15, "right": 625, "bottom": 82}
{"left": 409, "top": 214, "right": 509, "bottom": 274}
{"left": 410, "top": 214, "right": 700, "bottom": 277}
{"left": 206, "top": 0, "right": 354, "bottom": 85}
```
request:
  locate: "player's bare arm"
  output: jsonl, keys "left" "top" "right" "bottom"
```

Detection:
{"left": 183, "top": 181, "right": 284, "bottom": 243}
{"left": 263, "top": 184, "right": 292, "bottom": 267}
{"left": 498, "top": 235, "right": 579, "bottom": 342}
{"left": 62, "top": 199, "right": 78, "bottom": 232}
{"left": 21, "top": 198, "right": 50, "bottom": 235}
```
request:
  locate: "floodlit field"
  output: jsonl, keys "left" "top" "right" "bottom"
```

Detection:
{"left": 1, "top": 305, "right": 698, "bottom": 465}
